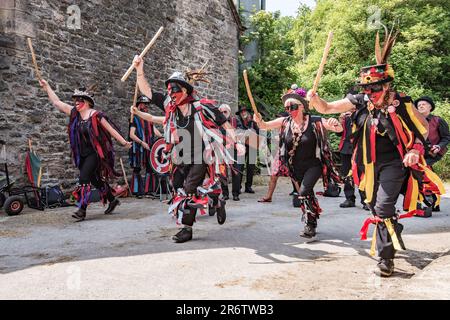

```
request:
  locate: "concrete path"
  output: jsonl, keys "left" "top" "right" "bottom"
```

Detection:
{"left": 1, "top": 179, "right": 449, "bottom": 299}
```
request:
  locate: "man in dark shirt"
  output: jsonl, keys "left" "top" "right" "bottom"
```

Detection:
{"left": 235, "top": 105, "right": 259, "bottom": 195}
{"left": 338, "top": 111, "right": 368, "bottom": 210}
{"left": 131, "top": 55, "right": 244, "bottom": 243}
{"left": 416, "top": 96, "right": 450, "bottom": 212}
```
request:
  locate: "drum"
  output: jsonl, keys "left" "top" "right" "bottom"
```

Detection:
{"left": 150, "top": 138, "right": 170, "bottom": 174}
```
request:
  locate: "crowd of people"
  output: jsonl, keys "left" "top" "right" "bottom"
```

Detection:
{"left": 35, "top": 29, "right": 448, "bottom": 277}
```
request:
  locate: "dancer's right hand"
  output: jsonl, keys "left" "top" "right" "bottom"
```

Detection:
{"left": 133, "top": 55, "right": 143, "bottom": 72}
{"left": 39, "top": 79, "right": 49, "bottom": 91}
{"left": 307, "top": 89, "right": 318, "bottom": 109}
{"left": 253, "top": 112, "right": 263, "bottom": 125}
{"left": 130, "top": 105, "right": 138, "bottom": 115}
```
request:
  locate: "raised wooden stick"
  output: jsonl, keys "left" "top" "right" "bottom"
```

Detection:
{"left": 242, "top": 70, "right": 260, "bottom": 116}
{"left": 27, "top": 38, "right": 42, "bottom": 81}
{"left": 311, "top": 31, "right": 333, "bottom": 93}
{"left": 121, "top": 26, "right": 164, "bottom": 82}
{"left": 130, "top": 79, "right": 139, "bottom": 123}
{"left": 28, "top": 138, "right": 32, "bottom": 152}
{"left": 119, "top": 157, "right": 132, "bottom": 196}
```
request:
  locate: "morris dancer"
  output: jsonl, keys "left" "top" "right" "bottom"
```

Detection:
{"left": 39, "top": 80, "right": 131, "bottom": 221}
{"left": 130, "top": 56, "right": 245, "bottom": 243}
{"left": 254, "top": 85, "right": 343, "bottom": 238}
{"left": 128, "top": 95, "right": 162, "bottom": 198}
{"left": 307, "top": 30, "right": 444, "bottom": 276}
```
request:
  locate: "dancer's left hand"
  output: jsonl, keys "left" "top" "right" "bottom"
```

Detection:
{"left": 327, "top": 117, "right": 339, "bottom": 127}
{"left": 403, "top": 150, "right": 420, "bottom": 167}
{"left": 123, "top": 141, "right": 132, "bottom": 149}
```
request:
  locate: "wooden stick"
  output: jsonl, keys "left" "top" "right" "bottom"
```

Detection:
{"left": 242, "top": 70, "right": 260, "bottom": 116}
{"left": 27, "top": 38, "right": 42, "bottom": 81}
{"left": 119, "top": 157, "right": 132, "bottom": 196}
{"left": 121, "top": 26, "right": 164, "bottom": 82}
{"left": 312, "top": 31, "right": 333, "bottom": 93}
{"left": 130, "top": 79, "right": 139, "bottom": 123}
{"left": 28, "top": 139, "right": 32, "bottom": 152}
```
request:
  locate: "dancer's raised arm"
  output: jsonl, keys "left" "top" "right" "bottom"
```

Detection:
{"left": 39, "top": 79, "right": 72, "bottom": 115}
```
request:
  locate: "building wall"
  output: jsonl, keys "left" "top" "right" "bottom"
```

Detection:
{"left": 0, "top": 0, "right": 240, "bottom": 190}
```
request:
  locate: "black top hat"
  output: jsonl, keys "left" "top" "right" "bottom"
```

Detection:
{"left": 414, "top": 96, "right": 435, "bottom": 112}
{"left": 72, "top": 88, "right": 95, "bottom": 106}
{"left": 136, "top": 95, "right": 151, "bottom": 104}
{"left": 235, "top": 105, "right": 251, "bottom": 115}
{"left": 165, "top": 72, "right": 194, "bottom": 95}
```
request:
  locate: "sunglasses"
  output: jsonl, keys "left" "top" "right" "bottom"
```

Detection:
{"left": 285, "top": 104, "right": 301, "bottom": 111}
{"left": 363, "top": 84, "right": 384, "bottom": 93}
{"left": 74, "top": 97, "right": 84, "bottom": 103}
{"left": 168, "top": 83, "right": 182, "bottom": 93}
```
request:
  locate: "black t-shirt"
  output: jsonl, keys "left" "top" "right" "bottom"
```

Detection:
{"left": 284, "top": 117, "right": 321, "bottom": 169}
{"left": 347, "top": 93, "right": 400, "bottom": 163}
{"left": 79, "top": 119, "right": 95, "bottom": 157}
{"left": 151, "top": 90, "right": 227, "bottom": 164}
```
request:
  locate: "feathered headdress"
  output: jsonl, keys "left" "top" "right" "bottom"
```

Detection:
{"left": 358, "top": 24, "right": 399, "bottom": 86}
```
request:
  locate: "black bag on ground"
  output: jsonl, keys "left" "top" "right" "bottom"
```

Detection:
{"left": 323, "top": 182, "right": 341, "bottom": 197}
{"left": 43, "top": 185, "right": 70, "bottom": 208}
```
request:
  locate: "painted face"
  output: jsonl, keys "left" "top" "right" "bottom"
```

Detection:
{"left": 284, "top": 100, "right": 304, "bottom": 118}
{"left": 220, "top": 109, "right": 230, "bottom": 119}
{"left": 167, "top": 82, "right": 186, "bottom": 105}
{"left": 417, "top": 101, "right": 432, "bottom": 117}
{"left": 74, "top": 97, "right": 88, "bottom": 111}
{"left": 363, "top": 84, "right": 385, "bottom": 105}
{"left": 138, "top": 102, "right": 149, "bottom": 112}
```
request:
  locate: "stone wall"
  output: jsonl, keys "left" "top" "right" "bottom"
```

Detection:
{"left": 0, "top": 0, "right": 240, "bottom": 190}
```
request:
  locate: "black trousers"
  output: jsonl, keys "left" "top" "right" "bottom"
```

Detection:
{"left": 235, "top": 145, "right": 256, "bottom": 191}
{"left": 368, "top": 159, "right": 407, "bottom": 259}
{"left": 78, "top": 153, "right": 114, "bottom": 208}
{"left": 293, "top": 164, "right": 322, "bottom": 197}
{"left": 172, "top": 164, "right": 209, "bottom": 226}
{"left": 340, "top": 153, "right": 366, "bottom": 203}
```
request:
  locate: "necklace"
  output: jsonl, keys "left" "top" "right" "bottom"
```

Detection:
{"left": 175, "top": 107, "right": 191, "bottom": 129}
{"left": 287, "top": 116, "right": 308, "bottom": 165}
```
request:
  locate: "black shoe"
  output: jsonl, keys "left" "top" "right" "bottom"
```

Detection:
{"left": 300, "top": 224, "right": 316, "bottom": 238}
{"left": 104, "top": 198, "right": 120, "bottom": 215}
{"left": 433, "top": 205, "right": 440, "bottom": 212}
{"left": 289, "top": 191, "right": 295, "bottom": 196}
{"left": 377, "top": 258, "right": 394, "bottom": 277}
{"left": 245, "top": 187, "right": 255, "bottom": 194}
{"left": 362, "top": 203, "right": 370, "bottom": 211}
{"left": 216, "top": 200, "right": 226, "bottom": 225}
{"left": 209, "top": 206, "right": 216, "bottom": 216}
{"left": 223, "top": 195, "right": 229, "bottom": 201}
{"left": 172, "top": 227, "right": 193, "bottom": 243}
{"left": 339, "top": 199, "right": 356, "bottom": 208}
{"left": 136, "top": 195, "right": 143, "bottom": 199}
{"left": 72, "top": 208, "right": 86, "bottom": 222}
{"left": 233, "top": 195, "right": 240, "bottom": 201}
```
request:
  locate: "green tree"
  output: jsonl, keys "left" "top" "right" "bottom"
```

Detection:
{"left": 239, "top": 11, "right": 297, "bottom": 117}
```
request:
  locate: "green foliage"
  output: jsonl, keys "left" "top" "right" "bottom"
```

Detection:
{"left": 238, "top": 11, "right": 297, "bottom": 117}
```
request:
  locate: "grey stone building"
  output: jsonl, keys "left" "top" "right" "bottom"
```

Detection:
{"left": 0, "top": 0, "right": 243, "bottom": 190}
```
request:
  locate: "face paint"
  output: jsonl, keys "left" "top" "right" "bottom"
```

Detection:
{"left": 138, "top": 103, "right": 149, "bottom": 112}
{"left": 285, "top": 103, "right": 303, "bottom": 118}
{"left": 74, "top": 98, "right": 87, "bottom": 111}
{"left": 167, "top": 82, "right": 186, "bottom": 105}
{"left": 363, "top": 84, "right": 385, "bottom": 105}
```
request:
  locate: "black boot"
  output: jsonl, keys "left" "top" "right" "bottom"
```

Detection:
{"left": 361, "top": 203, "right": 370, "bottom": 211}
{"left": 377, "top": 258, "right": 394, "bottom": 277}
{"left": 232, "top": 194, "right": 240, "bottom": 201}
{"left": 300, "top": 223, "right": 316, "bottom": 238}
{"left": 104, "top": 198, "right": 120, "bottom": 215}
{"left": 433, "top": 205, "right": 440, "bottom": 212}
{"left": 72, "top": 208, "right": 86, "bottom": 222}
{"left": 209, "top": 205, "right": 216, "bottom": 216}
{"left": 245, "top": 187, "right": 255, "bottom": 194}
{"left": 172, "top": 227, "right": 193, "bottom": 243}
{"left": 340, "top": 199, "right": 356, "bottom": 208}
{"left": 216, "top": 200, "right": 226, "bottom": 225}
